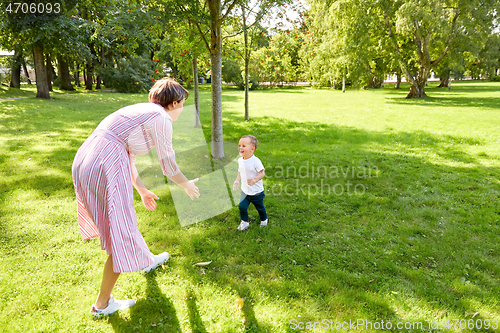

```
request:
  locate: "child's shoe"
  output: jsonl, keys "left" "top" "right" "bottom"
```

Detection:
{"left": 141, "top": 252, "right": 169, "bottom": 273}
{"left": 237, "top": 221, "right": 250, "bottom": 231}
{"left": 260, "top": 219, "right": 268, "bottom": 226}
{"left": 90, "top": 295, "right": 135, "bottom": 318}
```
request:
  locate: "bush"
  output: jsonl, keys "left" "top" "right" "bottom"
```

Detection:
{"left": 236, "top": 77, "right": 259, "bottom": 90}
{"left": 490, "top": 76, "right": 500, "bottom": 82}
{"left": 222, "top": 59, "right": 243, "bottom": 85}
{"left": 100, "top": 56, "right": 155, "bottom": 93}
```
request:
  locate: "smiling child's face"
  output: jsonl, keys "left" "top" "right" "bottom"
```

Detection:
{"left": 238, "top": 137, "right": 255, "bottom": 159}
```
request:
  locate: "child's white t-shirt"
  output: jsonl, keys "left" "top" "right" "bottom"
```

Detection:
{"left": 238, "top": 155, "right": 265, "bottom": 195}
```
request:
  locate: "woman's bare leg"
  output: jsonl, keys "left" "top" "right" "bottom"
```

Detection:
{"left": 94, "top": 254, "right": 120, "bottom": 309}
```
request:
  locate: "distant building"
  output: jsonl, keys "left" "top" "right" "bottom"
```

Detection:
{"left": 0, "top": 49, "right": 35, "bottom": 82}
{"left": 0, "top": 50, "right": 14, "bottom": 77}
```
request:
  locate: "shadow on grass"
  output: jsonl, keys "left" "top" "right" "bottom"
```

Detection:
{"left": 386, "top": 95, "right": 500, "bottom": 110}
{"left": 186, "top": 289, "right": 208, "bottom": 333}
{"left": 382, "top": 81, "right": 500, "bottom": 109}
{"left": 231, "top": 284, "right": 272, "bottom": 333}
{"left": 109, "top": 273, "right": 182, "bottom": 333}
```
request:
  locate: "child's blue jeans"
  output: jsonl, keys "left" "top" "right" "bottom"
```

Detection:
{"left": 238, "top": 191, "right": 267, "bottom": 222}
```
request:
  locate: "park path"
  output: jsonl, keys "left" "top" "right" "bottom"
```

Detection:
{"left": 0, "top": 90, "right": 116, "bottom": 101}
{"left": 0, "top": 97, "right": 30, "bottom": 101}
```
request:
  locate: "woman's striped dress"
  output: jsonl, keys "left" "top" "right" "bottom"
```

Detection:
{"left": 72, "top": 103, "right": 180, "bottom": 273}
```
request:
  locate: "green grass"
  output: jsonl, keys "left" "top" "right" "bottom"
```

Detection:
{"left": 1, "top": 81, "right": 500, "bottom": 332}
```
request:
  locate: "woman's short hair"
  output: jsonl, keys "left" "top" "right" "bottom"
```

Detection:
{"left": 149, "top": 78, "right": 189, "bottom": 108}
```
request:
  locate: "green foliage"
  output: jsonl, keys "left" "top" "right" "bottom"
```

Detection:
{"left": 221, "top": 59, "right": 259, "bottom": 90}
{"left": 222, "top": 58, "right": 243, "bottom": 85}
{"left": 247, "top": 77, "right": 260, "bottom": 90}
{"left": 100, "top": 56, "right": 155, "bottom": 93}
{"left": 306, "top": 0, "right": 500, "bottom": 95}
{"left": 250, "top": 28, "right": 303, "bottom": 85}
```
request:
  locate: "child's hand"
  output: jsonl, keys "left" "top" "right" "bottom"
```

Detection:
{"left": 233, "top": 180, "right": 239, "bottom": 190}
{"left": 247, "top": 178, "right": 256, "bottom": 186}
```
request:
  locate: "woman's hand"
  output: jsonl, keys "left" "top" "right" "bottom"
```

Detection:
{"left": 140, "top": 189, "right": 160, "bottom": 211}
{"left": 183, "top": 178, "right": 200, "bottom": 200}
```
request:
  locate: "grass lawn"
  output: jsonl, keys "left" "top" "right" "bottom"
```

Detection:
{"left": 1, "top": 81, "right": 500, "bottom": 332}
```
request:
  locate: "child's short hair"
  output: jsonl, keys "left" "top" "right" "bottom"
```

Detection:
{"left": 242, "top": 135, "right": 258, "bottom": 149}
{"left": 149, "top": 78, "right": 189, "bottom": 108}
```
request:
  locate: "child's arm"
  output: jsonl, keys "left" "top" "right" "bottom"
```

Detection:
{"left": 233, "top": 172, "right": 241, "bottom": 190}
{"left": 248, "top": 169, "right": 265, "bottom": 186}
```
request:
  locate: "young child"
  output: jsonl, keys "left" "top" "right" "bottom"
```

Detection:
{"left": 232, "top": 135, "right": 268, "bottom": 231}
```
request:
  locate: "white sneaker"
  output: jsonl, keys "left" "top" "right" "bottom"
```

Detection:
{"left": 90, "top": 295, "right": 135, "bottom": 317}
{"left": 260, "top": 219, "right": 268, "bottom": 226}
{"left": 141, "top": 252, "right": 169, "bottom": 273}
{"left": 237, "top": 221, "right": 250, "bottom": 231}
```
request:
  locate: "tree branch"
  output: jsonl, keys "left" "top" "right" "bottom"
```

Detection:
{"left": 382, "top": 9, "right": 415, "bottom": 85}
{"left": 221, "top": 0, "right": 240, "bottom": 22}
{"left": 194, "top": 20, "right": 211, "bottom": 52}
{"left": 413, "top": 19, "right": 424, "bottom": 62}
{"left": 431, "top": 8, "right": 460, "bottom": 66}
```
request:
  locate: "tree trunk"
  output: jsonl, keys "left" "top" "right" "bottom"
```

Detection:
{"left": 10, "top": 49, "right": 22, "bottom": 88}
{"left": 192, "top": 53, "right": 201, "bottom": 128}
{"left": 342, "top": 68, "right": 346, "bottom": 93}
{"left": 438, "top": 75, "right": 449, "bottom": 88}
{"left": 45, "top": 53, "right": 53, "bottom": 91}
{"left": 85, "top": 61, "right": 93, "bottom": 90}
{"left": 74, "top": 62, "right": 80, "bottom": 87}
{"left": 96, "top": 47, "right": 103, "bottom": 89}
{"left": 405, "top": 64, "right": 430, "bottom": 99}
{"left": 33, "top": 45, "right": 50, "bottom": 99}
{"left": 85, "top": 44, "right": 95, "bottom": 90}
{"left": 208, "top": 0, "right": 224, "bottom": 159}
{"left": 369, "top": 76, "right": 383, "bottom": 88}
{"left": 57, "top": 55, "right": 74, "bottom": 90}
{"left": 395, "top": 72, "right": 401, "bottom": 89}
{"left": 22, "top": 61, "right": 31, "bottom": 84}
{"left": 243, "top": 5, "right": 250, "bottom": 121}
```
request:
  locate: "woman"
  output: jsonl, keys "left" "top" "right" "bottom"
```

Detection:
{"left": 72, "top": 78, "right": 199, "bottom": 317}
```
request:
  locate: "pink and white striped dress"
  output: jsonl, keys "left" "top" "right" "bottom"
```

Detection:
{"left": 72, "top": 103, "right": 180, "bottom": 273}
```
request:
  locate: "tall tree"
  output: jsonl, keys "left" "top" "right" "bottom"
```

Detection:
{"left": 170, "top": 0, "right": 286, "bottom": 158}
{"left": 236, "top": 2, "right": 268, "bottom": 120}
{"left": 34, "top": 43, "right": 50, "bottom": 98}
{"left": 10, "top": 48, "right": 22, "bottom": 88}
{"left": 166, "top": 20, "right": 209, "bottom": 126}
{"left": 57, "top": 55, "right": 75, "bottom": 90}
{"left": 0, "top": 0, "right": 82, "bottom": 98}
{"left": 307, "top": 0, "right": 500, "bottom": 98}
